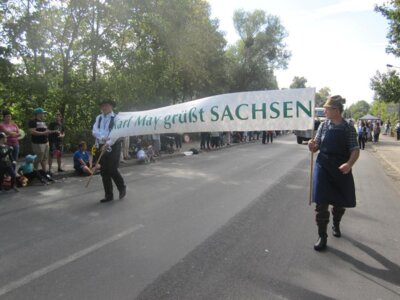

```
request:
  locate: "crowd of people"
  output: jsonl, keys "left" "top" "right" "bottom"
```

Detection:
{"left": 0, "top": 107, "right": 65, "bottom": 191}
{"left": 356, "top": 119, "right": 400, "bottom": 150}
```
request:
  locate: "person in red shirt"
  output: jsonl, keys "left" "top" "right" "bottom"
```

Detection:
{"left": 0, "top": 110, "right": 21, "bottom": 168}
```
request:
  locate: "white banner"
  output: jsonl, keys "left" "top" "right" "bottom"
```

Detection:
{"left": 109, "top": 88, "right": 315, "bottom": 143}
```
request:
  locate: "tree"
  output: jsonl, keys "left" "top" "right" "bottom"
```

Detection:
{"left": 0, "top": 0, "right": 229, "bottom": 139}
{"left": 370, "top": 70, "right": 400, "bottom": 104}
{"left": 227, "top": 9, "right": 291, "bottom": 92}
{"left": 315, "top": 87, "right": 331, "bottom": 107}
{"left": 347, "top": 100, "right": 370, "bottom": 120}
{"left": 371, "top": 2, "right": 400, "bottom": 106}
{"left": 289, "top": 76, "right": 307, "bottom": 89}
{"left": 375, "top": 1, "right": 400, "bottom": 57}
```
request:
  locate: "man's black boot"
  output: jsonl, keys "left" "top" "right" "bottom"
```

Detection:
{"left": 314, "top": 209, "right": 329, "bottom": 251}
{"left": 100, "top": 194, "right": 114, "bottom": 203}
{"left": 314, "top": 235, "right": 327, "bottom": 251}
{"left": 332, "top": 207, "right": 345, "bottom": 238}
{"left": 119, "top": 186, "right": 127, "bottom": 200}
{"left": 332, "top": 222, "right": 341, "bottom": 237}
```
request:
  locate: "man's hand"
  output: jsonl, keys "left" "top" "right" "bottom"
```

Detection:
{"left": 308, "top": 139, "right": 318, "bottom": 153}
{"left": 100, "top": 137, "right": 110, "bottom": 144}
{"left": 339, "top": 163, "right": 352, "bottom": 174}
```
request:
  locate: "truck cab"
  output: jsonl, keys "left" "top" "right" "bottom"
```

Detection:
{"left": 293, "top": 107, "right": 326, "bottom": 144}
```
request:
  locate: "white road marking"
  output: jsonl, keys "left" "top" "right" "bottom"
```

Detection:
{"left": 0, "top": 224, "right": 144, "bottom": 297}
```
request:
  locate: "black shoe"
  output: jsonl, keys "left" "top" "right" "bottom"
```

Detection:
{"left": 119, "top": 187, "right": 126, "bottom": 200}
{"left": 58, "top": 168, "right": 65, "bottom": 172}
{"left": 314, "top": 236, "right": 327, "bottom": 251}
{"left": 332, "top": 224, "right": 341, "bottom": 237}
{"left": 46, "top": 174, "right": 55, "bottom": 182}
{"left": 100, "top": 198, "right": 114, "bottom": 203}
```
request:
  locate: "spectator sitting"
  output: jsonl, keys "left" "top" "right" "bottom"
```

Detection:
{"left": 17, "top": 154, "right": 37, "bottom": 185}
{"left": 73, "top": 141, "right": 92, "bottom": 176}
{"left": 146, "top": 145, "right": 156, "bottom": 162}
{"left": 136, "top": 146, "right": 148, "bottom": 164}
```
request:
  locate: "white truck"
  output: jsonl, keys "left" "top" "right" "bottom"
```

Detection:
{"left": 293, "top": 107, "right": 326, "bottom": 144}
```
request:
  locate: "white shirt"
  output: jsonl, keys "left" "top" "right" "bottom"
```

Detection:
{"left": 137, "top": 149, "right": 146, "bottom": 160}
{"left": 92, "top": 112, "right": 116, "bottom": 146}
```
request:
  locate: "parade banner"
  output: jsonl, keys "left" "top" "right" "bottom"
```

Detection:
{"left": 109, "top": 88, "right": 315, "bottom": 143}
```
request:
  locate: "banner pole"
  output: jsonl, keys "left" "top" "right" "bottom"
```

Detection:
{"left": 309, "top": 97, "right": 317, "bottom": 206}
{"left": 85, "top": 148, "right": 105, "bottom": 188}
{"left": 309, "top": 126, "right": 315, "bottom": 206}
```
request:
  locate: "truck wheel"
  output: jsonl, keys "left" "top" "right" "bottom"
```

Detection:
{"left": 296, "top": 136, "right": 303, "bottom": 144}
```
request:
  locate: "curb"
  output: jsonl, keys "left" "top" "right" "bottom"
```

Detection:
{"left": 370, "top": 143, "right": 400, "bottom": 175}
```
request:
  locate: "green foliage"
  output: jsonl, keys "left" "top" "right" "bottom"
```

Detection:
{"left": 347, "top": 100, "right": 370, "bottom": 120}
{"left": 227, "top": 9, "right": 290, "bottom": 92}
{"left": 315, "top": 87, "right": 331, "bottom": 107}
{"left": 370, "top": 70, "right": 400, "bottom": 104}
{"left": 375, "top": 1, "right": 400, "bottom": 57}
{"left": 371, "top": 1, "right": 400, "bottom": 110}
{"left": 290, "top": 76, "right": 307, "bottom": 89}
{"left": 369, "top": 101, "right": 399, "bottom": 131}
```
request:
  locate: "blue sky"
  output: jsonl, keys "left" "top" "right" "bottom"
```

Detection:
{"left": 208, "top": 0, "right": 394, "bottom": 106}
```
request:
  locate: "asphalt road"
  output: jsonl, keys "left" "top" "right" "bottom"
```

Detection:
{"left": 0, "top": 135, "right": 399, "bottom": 300}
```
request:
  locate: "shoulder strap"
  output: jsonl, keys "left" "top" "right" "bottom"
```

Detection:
{"left": 109, "top": 116, "right": 115, "bottom": 131}
{"left": 97, "top": 115, "right": 114, "bottom": 131}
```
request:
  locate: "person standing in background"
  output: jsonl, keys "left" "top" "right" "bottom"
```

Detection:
{"left": 48, "top": 112, "right": 65, "bottom": 173}
{"left": 357, "top": 121, "right": 367, "bottom": 150}
{"left": 29, "top": 107, "right": 57, "bottom": 182}
{"left": 0, "top": 110, "right": 21, "bottom": 169}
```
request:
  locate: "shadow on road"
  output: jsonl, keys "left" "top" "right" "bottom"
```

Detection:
{"left": 329, "top": 237, "right": 400, "bottom": 297}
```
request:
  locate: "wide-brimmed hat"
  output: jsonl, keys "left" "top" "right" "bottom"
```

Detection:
{"left": 33, "top": 107, "right": 47, "bottom": 114}
{"left": 323, "top": 95, "right": 346, "bottom": 111}
{"left": 25, "top": 154, "right": 37, "bottom": 162}
{"left": 99, "top": 99, "right": 116, "bottom": 107}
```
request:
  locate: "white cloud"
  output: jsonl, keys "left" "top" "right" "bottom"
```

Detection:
{"left": 314, "top": 0, "right": 386, "bottom": 17}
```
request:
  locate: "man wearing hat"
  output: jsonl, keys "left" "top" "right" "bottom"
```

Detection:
{"left": 28, "top": 107, "right": 58, "bottom": 182}
{"left": 92, "top": 99, "right": 126, "bottom": 203}
{"left": 308, "top": 95, "right": 360, "bottom": 251}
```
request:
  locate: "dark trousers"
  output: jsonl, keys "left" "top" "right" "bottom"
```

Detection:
{"left": 315, "top": 204, "right": 345, "bottom": 237}
{"left": 358, "top": 135, "right": 365, "bottom": 149}
{"left": 98, "top": 142, "right": 125, "bottom": 200}
{"left": 200, "top": 133, "right": 210, "bottom": 149}
{"left": 175, "top": 134, "right": 182, "bottom": 149}
{"left": 266, "top": 132, "right": 273, "bottom": 143}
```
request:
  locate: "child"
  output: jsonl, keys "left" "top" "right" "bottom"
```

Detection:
{"left": 136, "top": 146, "right": 148, "bottom": 164}
{"left": 0, "top": 132, "right": 18, "bottom": 192}
{"left": 73, "top": 141, "right": 92, "bottom": 176}
{"left": 17, "top": 154, "right": 38, "bottom": 184}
